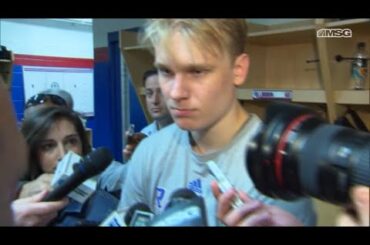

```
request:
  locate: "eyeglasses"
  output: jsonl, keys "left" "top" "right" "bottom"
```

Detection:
{"left": 25, "top": 93, "right": 67, "bottom": 109}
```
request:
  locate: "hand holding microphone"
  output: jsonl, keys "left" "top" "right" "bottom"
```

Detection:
{"left": 100, "top": 202, "right": 153, "bottom": 227}
{"left": 208, "top": 160, "right": 302, "bottom": 226}
{"left": 149, "top": 188, "right": 208, "bottom": 226}
{"left": 120, "top": 188, "right": 208, "bottom": 226}
{"left": 211, "top": 181, "right": 302, "bottom": 226}
{"left": 18, "top": 173, "right": 54, "bottom": 198}
{"left": 12, "top": 190, "right": 69, "bottom": 226}
{"left": 42, "top": 147, "right": 113, "bottom": 202}
{"left": 124, "top": 203, "right": 154, "bottom": 226}
{"left": 207, "top": 161, "right": 244, "bottom": 209}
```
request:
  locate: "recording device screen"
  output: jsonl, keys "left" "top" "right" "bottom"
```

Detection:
{"left": 149, "top": 188, "right": 208, "bottom": 226}
{"left": 130, "top": 211, "right": 154, "bottom": 226}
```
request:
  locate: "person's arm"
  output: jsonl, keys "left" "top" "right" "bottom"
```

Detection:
{"left": 211, "top": 181, "right": 303, "bottom": 226}
{"left": 118, "top": 139, "right": 150, "bottom": 216}
{"left": 97, "top": 161, "right": 127, "bottom": 193}
{"left": 336, "top": 186, "right": 369, "bottom": 226}
{"left": 12, "top": 190, "right": 68, "bottom": 226}
{"left": 0, "top": 77, "right": 27, "bottom": 226}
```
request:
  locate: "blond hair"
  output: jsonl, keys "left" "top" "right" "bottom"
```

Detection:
{"left": 139, "top": 19, "right": 248, "bottom": 61}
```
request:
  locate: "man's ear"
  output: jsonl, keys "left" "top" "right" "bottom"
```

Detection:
{"left": 233, "top": 53, "right": 249, "bottom": 86}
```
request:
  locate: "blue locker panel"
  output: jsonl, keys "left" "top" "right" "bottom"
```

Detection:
{"left": 11, "top": 65, "right": 25, "bottom": 122}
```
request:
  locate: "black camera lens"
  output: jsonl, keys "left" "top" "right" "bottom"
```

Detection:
{"left": 0, "top": 46, "right": 12, "bottom": 60}
{"left": 0, "top": 46, "right": 13, "bottom": 88}
{"left": 246, "top": 102, "right": 370, "bottom": 205}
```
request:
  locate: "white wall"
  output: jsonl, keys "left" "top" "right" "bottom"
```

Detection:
{"left": 0, "top": 19, "right": 93, "bottom": 59}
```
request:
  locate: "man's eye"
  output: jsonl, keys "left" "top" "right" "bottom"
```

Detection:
{"left": 191, "top": 69, "right": 207, "bottom": 76}
{"left": 158, "top": 68, "right": 172, "bottom": 77}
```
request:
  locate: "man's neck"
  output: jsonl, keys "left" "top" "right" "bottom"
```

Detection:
{"left": 190, "top": 103, "right": 249, "bottom": 154}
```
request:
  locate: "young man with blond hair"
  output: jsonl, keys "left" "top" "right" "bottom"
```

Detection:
{"left": 119, "top": 19, "right": 316, "bottom": 226}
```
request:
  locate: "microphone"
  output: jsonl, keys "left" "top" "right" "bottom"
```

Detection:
{"left": 42, "top": 147, "right": 113, "bottom": 202}
{"left": 148, "top": 188, "right": 208, "bottom": 226}
{"left": 124, "top": 202, "right": 154, "bottom": 226}
{"left": 165, "top": 188, "right": 197, "bottom": 208}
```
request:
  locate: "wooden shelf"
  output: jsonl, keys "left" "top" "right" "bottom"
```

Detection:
{"left": 123, "top": 45, "right": 150, "bottom": 51}
{"left": 326, "top": 18, "right": 370, "bottom": 27}
{"left": 237, "top": 88, "right": 370, "bottom": 105}
{"left": 248, "top": 25, "right": 316, "bottom": 45}
{"left": 247, "top": 19, "right": 370, "bottom": 46}
{"left": 335, "top": 90, "right": 370, "bottom": 105}
{"left": 292, "top": 90, "right": 326, "bottom": 103}
{"left": 237, "top": 88, "right": 325, "bottom": 103}
{"left": 325, "top": 19, "right": 370, "bottom": 35}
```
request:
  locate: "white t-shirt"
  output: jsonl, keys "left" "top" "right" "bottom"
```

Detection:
{"left": 140, "top": 121, "right": 159, "bottom": 136}
{"left": 119, "top": 114, "right": 317, "bottom": 226}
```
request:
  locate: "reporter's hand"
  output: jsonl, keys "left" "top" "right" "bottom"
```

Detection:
{"left": 123, "top": 144, "right": 135, "bottom": 162}
{"left": 337, "top": 186, "right": 369, "bottom": 226}
{"left": 123, "top": 131, "right": 146, "bottom": 161}
{"left": 211, "top": 181, "right": 302, "bottom": 226}
{"left": 19, "top": 173, "right": 54, "bottom": 198}
{"left": 12, "top": 190, "right": 68, "bottom": 226}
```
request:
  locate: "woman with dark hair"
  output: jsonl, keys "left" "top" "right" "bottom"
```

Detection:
{"left": 1, "top": 76, "right": 67, "bottom": 226}
{"left": 19, "top": 106, "right": 91, "bottom": 198}
{"left": 18, "top": 106, "right": 119, "bottom": 226}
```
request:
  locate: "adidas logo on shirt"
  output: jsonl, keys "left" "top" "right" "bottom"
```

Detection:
{"left": 187, "top": 179, "right": 202, "bottom": 195}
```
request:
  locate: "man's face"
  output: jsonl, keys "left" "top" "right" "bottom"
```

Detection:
{"left": 154, "top": 31, "right": 240, "bottom": 132}
{"left": 144, "top": 74, "right": 169, "bottom": 121}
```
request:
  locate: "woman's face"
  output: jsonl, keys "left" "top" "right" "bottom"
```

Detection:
{"left": 37, "top": 118, "right": 83, "bottom": 173}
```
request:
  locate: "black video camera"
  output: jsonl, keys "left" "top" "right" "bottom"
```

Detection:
{"left": 0, "top": 45, "right": 14, "bottom": 89}
{"left": 247, "top": 102, "right": 369, "bottom": 205}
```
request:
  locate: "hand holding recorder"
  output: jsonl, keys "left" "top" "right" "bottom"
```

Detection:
{"left": 208, "top": 161, "right": 302, "bottom": 226}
